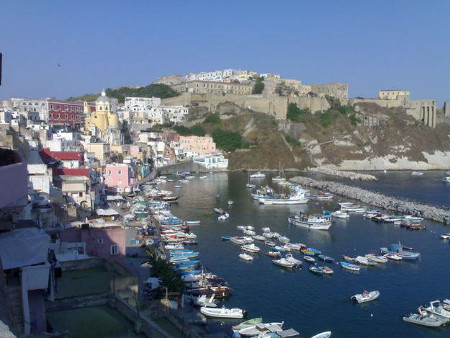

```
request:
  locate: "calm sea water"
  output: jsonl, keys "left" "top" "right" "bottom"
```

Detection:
{"left": 166, "top": 172, "right": 450, "bottom": 337}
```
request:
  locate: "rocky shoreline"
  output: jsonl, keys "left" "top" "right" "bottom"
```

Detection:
{"left": 308, "top": 166, "right": 377, "bottom": 180}
{"left": 290, "top": 176, "right": 450, "bottom": 224}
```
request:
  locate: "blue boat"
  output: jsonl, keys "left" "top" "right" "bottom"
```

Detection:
{"left": 340, "top": 261, "right": 361, "bottom": 272}
{"left": 307, "top": 247, "right": 322, "bottom": 255}
{"left": 380, "top": 242, "right": 420, "bottom": 261}
{"left": 309, "top": 266, "right": 324, "bottom": 276}
{"left": 318, "top": 254, "right": 335, "bottom": 263}
{"left": 222, "top": 235, "right": 231, "bottom": 241}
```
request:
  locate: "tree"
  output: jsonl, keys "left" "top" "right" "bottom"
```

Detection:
{"left": 252, "top": 77, "right": 265, "bottom": 94}
{"left": 212, "top": 129, "right": 243, "bottom": 152}
{"left": 204, "top": 113, "right": 221, "bottom": 125}
{"left": 286, "top": 103, "right": 309, "bottom": 122}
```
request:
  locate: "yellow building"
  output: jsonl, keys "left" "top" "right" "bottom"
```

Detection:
{"left": 85, "top": 91, "right": 120, "bottom": 132}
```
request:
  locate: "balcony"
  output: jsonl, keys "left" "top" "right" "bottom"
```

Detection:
{"left": 0, "top": 149, "right": 29, "bottom": 209}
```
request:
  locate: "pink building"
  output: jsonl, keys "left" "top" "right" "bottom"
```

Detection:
{"left": 103, "top": 163, "right": 134, "bottom": 193}
{"left": 60, "top": 225, "right": 126, "bottom": 267}
{"left": 179, "top": 135, "right": 216, "bottom": 157}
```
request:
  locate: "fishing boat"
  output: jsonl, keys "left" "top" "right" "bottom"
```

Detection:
{"left": 239, "top": 253, "right": 254, "bottom": 261}
{"left": 238, "top": 322, "right": 284, "bottom": 337}
{"left": 340, "top": 261, "right": 361, "bottom": 272}
{"left": 309, "top": 266, "right": 323, "bottom": 275}
{"left": 232, "top": 318, "right": 263, "bottom": 331}
{"left": 311, "top": 332, "right": 332, "bottom": 338}
{"left": 303, "top": 256, "right": 316, "bottom": 264}
{"left": 288, "top": 211, "right": 332, "bottom": 230}
{"left": 194, "top": 294, "right": 218, "bottom": 308}
{"left": 351, "top": 290, "right": 380, "bottom": 303}
{"left": 272, "top": 257, "right": 297, "bottom": 269}
{"left": 384, "top": 253, "right": 402, "bottom": 261}
{"left": 250, "top": 171, "right": 266, "bottom": 179}
{"left": 332, "top": 210, "right": 350, "bottom": 219}
{"left": 403, "top": 312, "right": 446, "bottom": 327}
{"left": 339, "top": 202, "right": 366, "bottom": 213}
{"left": 319, "top": 266, "right": 334, "bottom": 275}
{"left": 285, "top": 254, "right": 302, "bottom": 267}
{"left": 200, "top": 306, "right": 246, "bottom": 319}
{"left": 242, "top": 243, "right": 261, "bottom": 253}
{"left": 380, "top": 243, "right": 420, "bottom": 261}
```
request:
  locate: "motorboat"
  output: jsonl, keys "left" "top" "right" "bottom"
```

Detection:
{"left": 384, "top": 253, "right": 402, "bottom": 261}
{"left": 227, "top": 200, "right": 234, "bottom": 205}
{"left": 214, "top": 208, "right": 226, "bottom": 214}
{"left": 307, "top": 247, "right": 322, "bottom": 255}
{"left": 332, "top": 210, "right": 350, "bottom": 219}
{"left": 278, "top": 236, "right": 290, "bottom": 244}
{"left": 246, "top": 183, "right": 256, "bottom": 189}
{"left": 355, "top": 256, "right": 377, "bottom": 266}
{"left": 342, "top": 255, "right": 356, "bottom": 263}
{"left": 288, "top": 212, "right": 332, "bottom": 230}
{"left": 317, "top": 255, "right": 335, "bottom": 263}
{"left": 365, "top": 254, "right": 388, "bottom": 264}
{"left": 239, "top": 253, "right": 254, "bottom": 261}
{"left": 200, "top": 306, "right": 246, "bottom": 319}
{"left": 194, "top": 294, "right": 218, "bottom": 308}
{"left": 232, "top": 318, "right": 263, "bottom": 331}
{"left": 272, "top": 258, "right": 297, "bottom": 269}
{"left": 303, "top": 256, "right": 316, "bottom": 264}
{"left": 252, "top": 235, "right": 266, "bottom": 241}
{"left": 242, "top": 244, "right": 261, "bottom": 253}
{"left": 274, "top": 245, "right": 288, "bottom": 252}
{"left": 319, "top": 266, "right": 334, "bottom": 275}
{"left": 441, "top": 233, "right": 450, "bottom": 240}
{"left": 311, "top": 332, "right": 332, "bottom": 338}
{"left": 423, "top": 301, "right": 450, "bottom": 321}
{"left": 218, "top": 213, "right": 230, "bottom": 221}
{"left": 221, "top": 235, "right": 231, "bottom": 241}
{"left": 266, "top": 251, "right": 282, "bottom": 258}
{"left": 230, "top": 237, "right": 247, "bottom": 245}
{"left": 250, "top": 171, "right": 266, "bottom": 179}
{"left": 403, "top": 312, "right": 446, "bottom": 327}
{"left": 411, "top": 171, "right": 424, "bottom": 176}
{"left": 288, "top": 243, "right": 306, "bottom": 251}
{"left": 340, "top": 262, "right": 361, "bottom": 272}
{"left": 265, "top": 240, "right": 276, "bottom": 247}
{"left": 243, "top": 229, "right": 256, "bottom": 236}
{"left": 351, "top": 290, "right": 380, "bottom": 303}
{"left": 261, "top": 227, "right": 271, "bottom": 232}
{"left": 238, "top": 322, "right": 284, "bottom": 337}
{"left": 259, "top": 186, "right": 309, "bottom": 205}
{"left": 308, "top": 191, "right": 333, "bottom": 200}
{"left": 285, "top": 254, "right": 302, "bottom": 267}
{"left": 309, "top": 266, "right": 323, "bottom": 276}
{"left": 339, "top": 202, "right": 366, "bottom": 213}
{"left": 301, "top": 249, "right": 315, "bottom": 256}
{"left": 380, "top": 243, "right": 420, "bottom": 261}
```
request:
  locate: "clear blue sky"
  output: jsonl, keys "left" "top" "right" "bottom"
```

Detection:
{"left": 1, "top": 0, "right": 449, "bottom": 103}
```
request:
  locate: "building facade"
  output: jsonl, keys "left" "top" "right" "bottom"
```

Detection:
{"left": 103, "top": 163, "right": 134, "bottom": 193}
{"left": 178, "top": 135, "right": 217, "bottom": 157}
{"left": 47, "top": 100, "right": 83, "bottom": 126}
{"left": 171, "top": 80, "right": 253, "bottom": 95}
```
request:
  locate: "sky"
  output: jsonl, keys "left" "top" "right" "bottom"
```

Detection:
{"left": 0, "top": 0, "right": 449, "bottom": 103}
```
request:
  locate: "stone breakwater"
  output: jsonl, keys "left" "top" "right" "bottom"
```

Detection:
{"left": 308, "top": 167, "right": 377, "bottom": 181}
{"left": 290, "top": 176, "right": 450, "bottom": 224}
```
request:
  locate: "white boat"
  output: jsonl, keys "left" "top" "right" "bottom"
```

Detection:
{"left": 239, "top": 253, "right": 254, "bottom": 261}
{"left": 199, "top": 175, "right": 208, "bottom": 179}
{"left": 403, "top": 312, "right": 446, "bottom": 327}
{"left": 424, "top": 301, "right": 450, "bottom": 320}
{"left": 354, "top": 256, "right": 376, "bottom": 266}
{"left": 278, "top": 236, "right": 290, "bottom": 244}
{"left": 261, "top": 227, "right": 270, "bottom": 233}
{"left": 239, "top": 322, "right": 284, "bottom": 337}
{"left": 285, "top": 254, "right": 302, "bottom": 267}
{"left": 332, "top": 210, "right": 350, "bottom": 219}
{"left": 232, "top": 318, "right": 263, "bottom": 331}
{"left": 339, "top": 202, "right": 366, "bottom": 213}
{"left": 250, "top": 171, "right": 266, "bottom": 179}
{"left": 441, "top": 233, "right": 450, "bottom": 240}
{"left": 218, "top": 213, "right": 229, "bottom": 221}
{"left": 194, "top": 294, "right": 218, "bottom": 308}
{"left": 311, "top": 331, "right": 332, "bottom": 338}
{"left": 252, "top": 235, "right": 266, "bottom": 241}
{"left": 185, "top": 220, "right": 201, "bottom": 225}
{"left": 384, "top": 253, "right": 402, "bottom": 261}
{"left": 289, "top": 213, "right": 332, "bottom": 230}
{"left": 228, "top": 200, "right": 234, "bottom": 205}
{"left": 241, "top": 244, "right": 261, "bottom": 253}
{"left": 365, "top": 254, "right": 388, "bottom": 264}
{"left": 259, "top": 187, "right": 309, "bottom": 205}
{"left": 246, "top": 183, "right": 256, "bottom": 189}
{"left": 200, "top": 306, "right": 246, "bottom": 319}
{"left": 340, "top": 262, "right": 361, "bottom": 272}
{"left": 411, "top": 171, "right": 424, "bottom": 176}
{"left": 272, "top": 258, "right": 296, "bottom": 269}
{"left": 230, "top": 237, "right": 247, "bottom": 245}
{"left": 351, "top": 290, "right": 380, "bottom": 303}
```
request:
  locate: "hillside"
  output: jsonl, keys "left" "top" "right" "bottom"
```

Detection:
{"left": 181, "top": 101, "right": 450, "bottom": 170}
{"left": 68, "top": 84, "right": 178, "bottom": 103}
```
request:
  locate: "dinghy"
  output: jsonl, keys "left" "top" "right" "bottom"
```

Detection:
{"left": 200, "top": 306, "right": 246, "bottom": 319}
{"left": 403, "top": 313, "right": 446, "bottom": 327}
{"left": 351, "top": 290, "right": 380, "bottom": 303}
{"left": 340, "top": 261, "right": 361, "bottom": 272}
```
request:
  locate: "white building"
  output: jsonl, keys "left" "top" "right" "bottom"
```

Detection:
{"left": 11, "top": 98, "right": 48, "bottom": 121}
{"left": 160, "top": 106, "right": 189, "bottom": 124}
{"left": 124, "top": 96, "right": 162, "bottom": 112}
{"left": 27, "top": 149, "right": 52, "bottom": 194}
{"left": 193, "top": 153, "right": 228, "bottom": 170}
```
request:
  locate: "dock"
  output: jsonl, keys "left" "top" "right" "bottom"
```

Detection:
{"left": 290, "top": 176, "right": 450, "bottom": 224}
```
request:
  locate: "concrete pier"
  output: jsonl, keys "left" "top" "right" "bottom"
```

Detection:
{"left": 290, "top": 176, "right": 450, "bottom": 224}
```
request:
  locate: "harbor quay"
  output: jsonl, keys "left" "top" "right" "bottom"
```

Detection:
{"left": 290, "top": 176, "right": 450, "bottom": 224}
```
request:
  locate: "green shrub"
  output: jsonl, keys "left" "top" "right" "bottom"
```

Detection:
{"left": 287, "top": 103, "right": 309, "bottom": 122}
{"left": 190, "top": 125, "right": 206, "bottom": 136}
{"left": 252, "top": 77, "right": 265, "bottom": 94}
{"left": 204, "top": 113, "right": 221, "bottom": 125}
{"left": 212, "top": 129, "right": 243, "bottom": 152}
{"left": 285, "top": 134, "right": 301, "bottom": 146}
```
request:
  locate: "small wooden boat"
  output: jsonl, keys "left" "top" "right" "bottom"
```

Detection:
{"left": 365, "top": 254, "right": 388, "bottom": 264}
{"left": 319, "top": 266, "right": 334, "bottom": 275}
{"left": 309, "top": 266, "right": 323, "bottom": 275}
{"left": 200, "top": 306, "right": 246, "bottom": 319}
{"left": 351, "top": 290, "right": 380, "bottom": 303}
{"left": 238, "top": 322, "right": 284, "bottom": 337}
{"left": 384, "top": 253, "right": 402, "bottom": 261}
{"left": 355, "top": 256, "right": 377, "bottom": 266}
{"left": 340, "top": 262, "right": 361, "bottom": 272}
{"left": 301, "top": 249, "right": 315, "bottom": 256}
{"left": 303, "top": 256, "right": 316, "bottom": 264}
{"left": 311, "top": 331, "right": 332, "bottom": 338}
{"left": 239, "top": 253, "right": 254, "bottom": 261}
{"left": 318, "top": 255, "right": 335, "bottom": 263}
{"left": 342, "top": 255, "right": 356, "bottom": 263}
{"left": 266, "top": 251, "right": 282, "bottom": 258}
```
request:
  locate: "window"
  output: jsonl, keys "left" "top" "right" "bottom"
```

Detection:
{"left": 118, "top": 170, "right": 122, "bottom": 175}
{"left": 110, "top": 244, "right": 118, "bottom": 255}
{"left": 97, "top": 238, "right": 104, "bottom": 244}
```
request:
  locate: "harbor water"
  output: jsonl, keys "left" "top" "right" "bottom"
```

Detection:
{"left": 166, "top": 171, "right": 450, "bottom": 337}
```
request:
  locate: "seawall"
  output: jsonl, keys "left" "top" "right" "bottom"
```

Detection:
{"left": 290, "top": 176, "right": 450, "bottom": 224}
